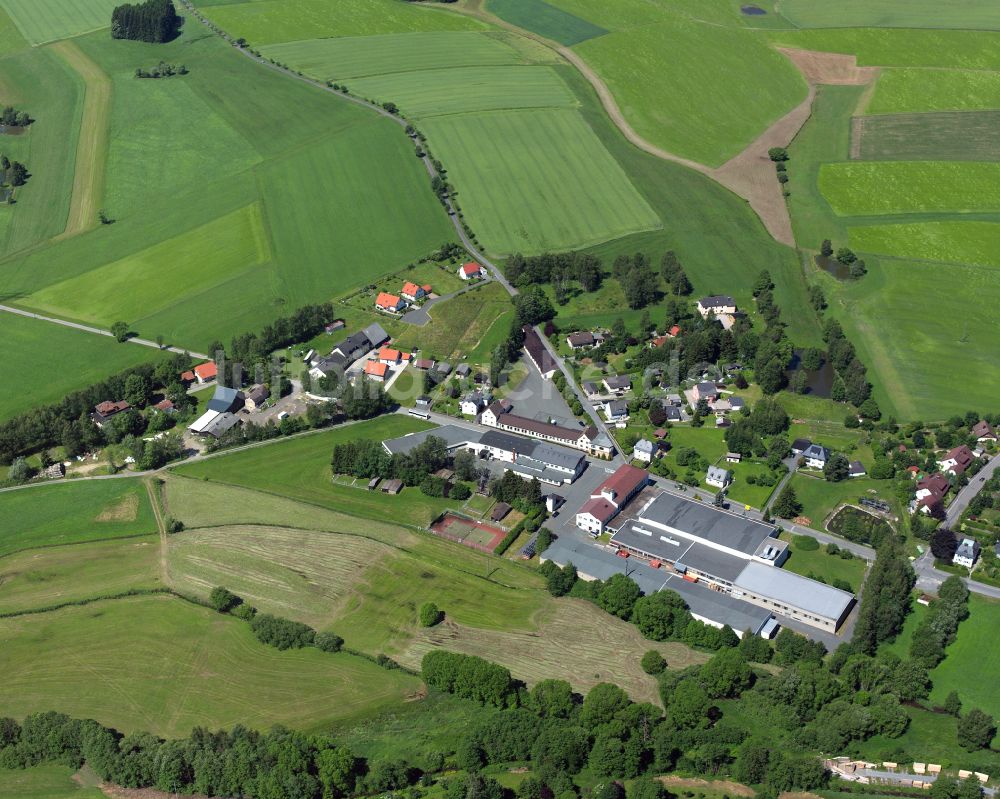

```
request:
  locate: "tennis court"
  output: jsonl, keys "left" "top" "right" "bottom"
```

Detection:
{"left": 430, "top": 513, "right": 507, "bottom": 553}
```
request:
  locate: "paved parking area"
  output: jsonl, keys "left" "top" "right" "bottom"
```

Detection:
{"left": 503, "top": 357, "right": 579, "bottom": 425}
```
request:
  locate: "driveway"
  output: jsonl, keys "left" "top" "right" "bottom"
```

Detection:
{"left": 399, "top": 281, "right": 486, "bottom": 326}
{"left": 504, "top": 355, "right": 579, "bottom": 425}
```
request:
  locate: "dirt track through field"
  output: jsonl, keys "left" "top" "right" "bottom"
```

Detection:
{"left": 48, "top": 39, "right": 110, "bottom": 240}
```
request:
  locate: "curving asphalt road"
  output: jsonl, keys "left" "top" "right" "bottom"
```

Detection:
{"left": 945, "top": 453, "right": 1000, "bottom": 527}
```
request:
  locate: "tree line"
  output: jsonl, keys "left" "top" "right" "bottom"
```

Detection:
{"left": 111, "top": 0, "right": 181, "bottom": 43}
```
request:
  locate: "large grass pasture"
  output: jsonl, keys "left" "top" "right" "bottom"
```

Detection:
{"left": 198, "top": 0, "right": 484, "bottom": 45}
{"left": 0, "top": 765, "right": 103, "bottom": 799}
{"left": 26, "top": 204, "right": 270, "bottom": 326}
{"left": 0, "top": 594, "right": 421, "bottom": 737}
{"left": 819, "top": 161, "right": 1000, "bottom": 215}
{"left": 856, "top": 111, "right": 1000, "bottom": 162}
{"left": 0, "top": 313, "right": 166, "bottom": 423}
{"left": 260, "top": 31, "right": 533, "bottom": 81}
{"left": 777, "top": 0, "right": 1000, "bottom": 30}
{"left": 869, "top": 69, "right": 1000, "bottom": 114}
{"left": 850, "top": 222, "right": 1000, "bottom": 269}
{"left": 0, "top": 28, "right": 453, "bottom": 352}
{"left": 927, "top": 596, "right": 1000, "bottom": 720}
{"left": 423, "top": 108, "right": 658, "bottom": 253}
{"left": 0, "top": 479, "right": 156, "bottom": 557}
{"left": 488, "top": 0, "right": 608, "bottom": 46}
{"left": 0, "top": 0, "right": 118, "bottom": 45}
{"left": 349, "top": 65, "right": 576, "bottom": 118}
{"left": 0, "top": 536, "right": 160, "bottom": 615}
{"left": 571, "top": 15, "right": 807, "bottom": 166}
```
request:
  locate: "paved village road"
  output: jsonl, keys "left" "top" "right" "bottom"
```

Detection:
{"left": 913, "top": 549, "right": 1000, "bottom": 599}
{"left": 0, "top": 304, "right": 208, "bottom": 360}
{"left": 945, "top": 453, "right": 1000, "bottom": 527}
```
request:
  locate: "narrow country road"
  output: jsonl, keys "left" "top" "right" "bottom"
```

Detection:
{"left": 945, "top": 453, "right": 1000, "bottom": 527}
{"left": 178, "top": 0, "right": 615, "bottom": 455}
{"left": 0, "top": 304, "right": 208, "bottom": 360}
{"left": 914, "top": 549, "right": 1000, "bottom": 600}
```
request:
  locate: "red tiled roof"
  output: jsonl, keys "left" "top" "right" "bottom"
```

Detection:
{"left": 668, "top": 325, "right": 681, "bottom": 337}
{"left": 594, "top": 464, "right": 648, "bottom": 504}
{"left": 379, "top": 347, "right": 401, "bottom": 362}
{"left": 194, "top": 362, "right": 217, "bottom": 380}
{"left": 401, "top": 281, "right": 422, "bottom": 297}
{"left": 461, "top": 262, "right": 481, "bottom": 275}
{"left": 365, "top": 361, "right": 388, "bottom": 377}
{"left": 421, "top": 284, "right": 432, "bottom": 292}
{"left": 376, "top": 292, "right": 402, "bottom": 309}
{"left": 95, "top": 400, "right": 130, "bottom": 416}
{"left": 154, "top": 399, "right": 174, "bottom": 411}
{"left": 180, "top": 370, "right": 195, "bottom": 382}
{"left": 578, "top": 497, "right": 618, "bottom": 524}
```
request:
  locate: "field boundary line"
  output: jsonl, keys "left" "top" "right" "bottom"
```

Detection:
{"left": 0, "top": 531, "right": 157, "bottom": 562}
{"left": 48, "top": 39, "right": 110, "bottom": 241}
{"left": 145, "top": 478, "right": 170, "bottom": 586}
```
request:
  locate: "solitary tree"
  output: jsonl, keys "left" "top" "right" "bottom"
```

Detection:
{"left": 111, "top": 321, "right": 130, "bottom": 342}
{"left": 640, "top": 650, "right": 667, "bottom": 675}
{"left": 944, "top": 690, "right": 963, "bottom": 717}
{"left": 958, "top": 708, "right": 996, "bottom": 751}
{"left": 772, "top": 484, "right": 802, "bottom": 519}
{"left": 930, "top": 527, "right": 958, "bottom": 562}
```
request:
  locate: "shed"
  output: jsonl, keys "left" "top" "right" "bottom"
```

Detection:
{"left": 381, "top": 479, "right": 403, "bottom": 494}
{"left": 491, "top": 502, "right": 512, "bottom": 522}
{"left": 367, "top": 477, "right": 381, "bottom": 491}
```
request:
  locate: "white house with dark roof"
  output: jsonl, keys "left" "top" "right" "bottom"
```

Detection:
{"left": 697, "top": 295, "right": 737, "bottom": 318}
{"left": 603, "top": 399, "right": 629, "bottom": 423}
{"left": 602, "top": 375, "right": 632, "bottom": 394}
{"left": 802, "top": 443, "right": 831, "bottom": 469}
{"left": 706, "top": 465, "right": 732, "bottom": 489}
{"left": 953, "top": 535, "right": 981, "bottom": 568}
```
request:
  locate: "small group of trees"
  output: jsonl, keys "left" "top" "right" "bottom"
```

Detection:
{"left": 504, "top": 251, "right": 603, "bottom": 296}
{"left": 612, "top": 252, "right": 658, "bottom": 310}
{"left": 0, "top": 105, "right": 31, "bottom": 128}
{"left": 134, "top": 61, "right": 188, "bottom": 78}
{"left": 489, "top": 470, "right": 544, "bottom": 514}
{"left": 111, "top": 0, "right": 181, "bottom": 43}
{"left": 910, "top": 575, "right": 969, "bottom": 669}
{"left": 823, "top": 317, "right": 879, "bottom": 417}
{"left": 0, "top": 154, "right": 29, "bottom": 187}
{"left": 210, "top": 586, "right": 344, "bottom": 653}
{"left": 820, "top": 239, "right": 867, "bottom": 279}
{"left": 769, "top": 146, "right": 790, "bottom": 190}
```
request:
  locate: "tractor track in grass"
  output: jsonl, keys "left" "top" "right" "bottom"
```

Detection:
{"left": 48, "top": 39, "right": 110, "bottom": 241}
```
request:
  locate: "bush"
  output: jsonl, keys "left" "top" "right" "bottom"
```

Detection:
{"left": 232, "top": 603, "right": 257, "bottom": 621}
{"left": 451, "top": 483, "right": 472, "bottom": 500}
{"left": 165, "top": 516, "right": 184, "bottom": 533}
{"left": 209, "top": 586, "right": 241, "bottom": 613}
{"left": 249, "top": 614, "right": 316, "bottom": 650}
{"left": 641, "top": 650, "right": 667, "bottom": 675}
{"left": 314, "top": 632, "right": 344, "bottom": 652}
{"left": 420, "top": 602, "right": 444, "bottom": 627}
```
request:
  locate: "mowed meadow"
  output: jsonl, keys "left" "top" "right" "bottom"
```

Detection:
{"left": 0, "top": 23, "right": 453, "bottom": 360}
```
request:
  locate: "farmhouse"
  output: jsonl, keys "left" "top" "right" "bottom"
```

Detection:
{"left": 192, "top": 361, "right": 217, "bottom": 384}
{"left": 697, "top": 295, "right": 737, "bottom": 318}
{"left": 93, "top": 400, "right": 131, "bottom": 427}
{"left": 207, "top": 385, "right": 244, "bottom": 414}
{"left": 460, "top": 391, "right": 488, "bottom": 416}
{"left": 611, "top": 492, "right": 854, "bottom": 632}
{"left": 244, "top": 385, "right": 269, "bottom": 411}
{"left": 522, "top": 325, "right": 558, "bottom": 379}
{"left": 382, "top": 424, "right": 586, "bottom": 485}
{"left": 706, "top": 466, "right": 732, "bottom": 489}
{"left": 575, "top": 464, "right": 649, "bottom": 534}
{"left": 567, "top": 331, "right": 597, "bottom": 350}
{"left": 938, "top": 444, "right": 975, "bottom": 476}
{"left": 375, "top": 292, "right": 406, "bottom": 314}
{"left": 458, "top": 261, "right": 485, "bottom": 280}
{"left": 401, "top": 282, "right": 431, "bottom": 302}
{"left": 378, "top": 347, "right": 407, "bottom": 365}
{"left": 364, "top": 361, "right": 389, "bottom": 382}
{"left": 953, "top": 535, "right": 981, "bottom": 569}
{"left": 363, "top": 323, "right": 390, "bottom": 348}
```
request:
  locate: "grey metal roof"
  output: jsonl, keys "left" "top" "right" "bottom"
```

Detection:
{"left": 382, "top": 424, "right": 476, "bottom": 455}
{"left": 699, "top": 295, "right": 735, "bottom": 307}
{"left": 202, "top": 411, "right": 241, "bottom": 438}
{"left": 479, "top": 430, "right": 584, "bottom": 472}
{"left": 604, "top": 375, "right": 632, "bottom": 389}
{"left": 637, "top": 492, "right": 777, "bottom": 556}
{"left": 541, "top": 536, "right": 668, "bottom": 595}
{"left": 734, "top": 561, "right": 855, "bottom": 622}
{"left": 660, "top": 573, "right": 771, "bottom": 634}
{"left": 207, "top": 386, "right": 243, "bottom": 413}
{"left": 607, "top": 399, "right": 629, "bottom": 415}
{"left": 363, "top": 323, "right": 389, "bottom": 346}
{"left": 634, "top": 440, "right": 655, "bottom": 454}
{"left": 333, "top": 331, "right": 373, "bottom": 360}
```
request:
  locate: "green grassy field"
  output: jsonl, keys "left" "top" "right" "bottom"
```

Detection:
{"left": 0, "top": 314, "right": 169, "bottom": 423}
{"left": 173, "top": 417, "right": 459, "bottom": 527}
{"left": 819, "top": 161, "right": 1000, "bottom": 215}
{"left": 25, "top": 204, "right": 270, "bottom": 327}
{"left": 788, "top": 473, "right": 894, "bottom": 530}
{"left": 850, "top": 221, "right": 1000, "bottom": 268}
{"left": 869, "top": 68, "right": 1000, "bottom": 114}
{"left": 349, "top": 65, "right": 576, "bottom": 118}
{"left": 777, "top": 0, "right": 1000, "bottom": 29}
{"left": 0, "top": 765, "right": 103, "bottom": 799}
{"left": 572, "top": 15, "right": 806, "bottom": 166}
{"left": 260, "top": 31, "right": 530, "bottom": 81}
{"left": 0, "top": 47, "right": 83, "bottom": 258}
{"left": 0, "top": 594, "right": 421, "bottom": 737}
{"left": 927, "top": 596, "right": 1000, "bottom": 719}
{"left": 778, "top": 531, "right": 866, "bottom": 592}
{"left": 0, "top": 480, "right": 156, "bottom": 557}
{"left": 0, "top": 536, "right": 160, "bottom": 615}
{"left": 767, "top": 28, "right": 1000, "bottom": 70}
{"left": 723, "top": 460, "right": 780, "bottom": 510}
{"left": 488, "top": 0, "right": 608, "bottom": 46}
{"left": 393, "top": 281, "right": 512, "bottom": 361}
{"left": 0, "top": 28, "right": 454, "bottom": 352}
{"left": 859, "top": 703, "right": 1000, "bottom": 768}
{"left": 198, "top": 0, "right": 485, "bottom": 45}
{"left": 422, "top": 107, "right": 659, "bottom": 254}
{"left": 0, "top": 0, "right": 118, "bottom": 45}
{"left": 856, "top": 110, "right": 1000, "bottom": 161}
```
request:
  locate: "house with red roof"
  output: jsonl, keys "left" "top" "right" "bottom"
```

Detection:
{"left": 972, "top": 420, "right": 997, "bottom": 443}
{"left": 364, "top": 360, "right": 389, "bottom": 382}
{"left": 193, "top": 361, "right": 217, "bottom": 384}
{"left": 938, "top": 444, "right": 975, "bottom": 476}
{"left": 375, "top": 292, "right": 406, "bottom": 313}
{"left": 378, "top": 347, "right": 410, "bottom": 365}
{"left": 915, "top": 473, "right": 951, "bottom": 515}
{"left": 401, "top": 282, "right": 431, "bottom": 302}
{"left": 575, "top": 464, "right": 649, "bottom": 535}
{"left": 458, "top": 261, "right": 485, "bottom": 280}
{"left": 93, "top": 400, "right": 131, "bottom": 427}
